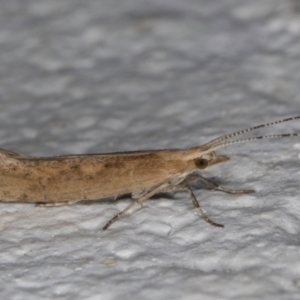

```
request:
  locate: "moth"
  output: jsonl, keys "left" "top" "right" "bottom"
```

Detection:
{"left": 0, "top": 116, "right": 299, "bottom": 230}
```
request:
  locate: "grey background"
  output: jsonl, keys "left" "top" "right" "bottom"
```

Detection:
{"left": 1, "top": 0, "right": 300, "bottom": 299}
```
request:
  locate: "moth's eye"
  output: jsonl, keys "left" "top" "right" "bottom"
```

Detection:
{"left": 195, "top": 158, "right": 208, "bottom": 169}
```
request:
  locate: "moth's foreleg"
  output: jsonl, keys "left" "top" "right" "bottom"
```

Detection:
{"left": 103, "top": 181, "right": 170, "bottom": 230}
{"left": 162, "top": 181, "right": 224, "bottom": 228}
{"left": 186, "top": 174, "right": 255, "bottom": 194}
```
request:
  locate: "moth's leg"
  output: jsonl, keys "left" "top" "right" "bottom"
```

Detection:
{"left": 36, "top": 200, "right": 80, "bottom": 207}
{"left": 186, "top": 174, "right": 255, "bottom": 194}
{"left": 132, "top": 189, "right": 148, "bottom": 200}
{"left": 162, "top": 182, "right": 224, "bottom": 228}
{"left": 103, "top": 182, "right": 170, "bottom": 230}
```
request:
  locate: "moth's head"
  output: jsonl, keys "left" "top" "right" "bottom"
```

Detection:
{"left": 186, "top": 115, "right": 300, "bottom": 170}
{"left": 194, "top": 151, "right": 230, "bottom": 169}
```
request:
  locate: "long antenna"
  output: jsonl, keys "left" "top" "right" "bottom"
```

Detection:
{"left": 201, "top": 133, "right": 300, "bottom": 154}
{"left": 206, "top": 116, "right": 300, "bottom": 147}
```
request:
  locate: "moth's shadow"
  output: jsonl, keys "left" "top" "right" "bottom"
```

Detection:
{"left": 81, "top": 192, "right": 174, "bottom": 206}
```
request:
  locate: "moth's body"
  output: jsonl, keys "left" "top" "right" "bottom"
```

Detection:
{"left": 0, "top": 116, "right": 299, "bottom": 229}
{"left": 0, "top": 147, "right": 223, "bottom": 203}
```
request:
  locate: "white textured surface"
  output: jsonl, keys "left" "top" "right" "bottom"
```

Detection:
{"left": 1, "top": 0, "right": 300, "bottom": 299}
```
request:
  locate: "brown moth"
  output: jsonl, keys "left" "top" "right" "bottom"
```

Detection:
{"left": 0, "top": 116, "right": 299, "bottom": 229}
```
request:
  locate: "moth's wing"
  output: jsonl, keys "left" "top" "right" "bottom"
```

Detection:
{"left": 0, "top": 147, "right": 32, "bottom": 163}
